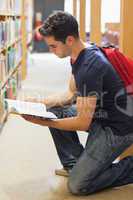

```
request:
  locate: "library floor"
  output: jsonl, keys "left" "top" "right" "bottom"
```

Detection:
{"left": 0, "top": 53, "right": 133, "bottom": 200}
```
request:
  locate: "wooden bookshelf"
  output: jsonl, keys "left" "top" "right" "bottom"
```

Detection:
{"left": 0, "top": 14, "right": 21, "bottom": 17}
{"left": 0, "top": 60, "right": 22, "bottom": 90}
{"left": 90, "top": 0, "right": 102, "bottom": 45}
{"left": 0, "top": 0, "right": 33, "bottom": 128}
{"left": 0, "top": 111, "right": 8, "bottom": 124}
{"left": 0, "top": 48, "right": 5, "bottom": 54}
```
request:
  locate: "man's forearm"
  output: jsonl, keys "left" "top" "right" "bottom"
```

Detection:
{"left": 23, "top": 115, "right": 90, "bottom": 131}
{"left": 43, "top": 92, "right": 76, "bottom": 108}
{"left": 20, "top": 91, "right": 75, "bottom": 108}
{"left": 43, "top": 117, "right": 90, "bottom": 131}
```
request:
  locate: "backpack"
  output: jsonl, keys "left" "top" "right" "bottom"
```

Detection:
{"left": 100, "top": 47, "right": 133, "bottom": 95}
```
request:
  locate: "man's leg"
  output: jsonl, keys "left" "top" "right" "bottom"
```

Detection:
{"left": 47, "top": 105, "right": 84, "bottom": 170}
{"left": 68, "top": 122, "right": 133, "bottom": 195}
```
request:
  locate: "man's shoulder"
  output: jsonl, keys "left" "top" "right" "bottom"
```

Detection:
{"left": 83, "top": 45, "right": 112, "bottom": 73}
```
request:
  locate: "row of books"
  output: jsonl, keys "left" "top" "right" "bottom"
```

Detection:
{"left": 0, "top": 0, "right": 22, "bottom": 15}
{"left": 0, "top": 42, "right": 22, "bottom": 88}
{"left": 7, "top": 43, "right": 22, "bottom": 71}
{"left": 0, "top": 67, "right": 21, "bottom": 121}
{"left": 0, "top": 18, "right": 22, "bottom": 49}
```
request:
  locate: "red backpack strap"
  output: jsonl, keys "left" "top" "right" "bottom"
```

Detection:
{"left": 100, "top": 46, "right": 133, "bottom": 95}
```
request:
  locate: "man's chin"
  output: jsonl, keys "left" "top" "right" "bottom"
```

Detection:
{"left": 57, "top": 54, "right": 68, "bottom": 58}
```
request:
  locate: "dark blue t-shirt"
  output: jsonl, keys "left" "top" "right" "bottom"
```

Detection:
{"left": 71, "top": 44, "right": 133, "bottom": 136}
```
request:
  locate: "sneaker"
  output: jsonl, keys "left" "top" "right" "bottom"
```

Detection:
{"left": 55, "top": 168, "right": 71, "bottom": 177}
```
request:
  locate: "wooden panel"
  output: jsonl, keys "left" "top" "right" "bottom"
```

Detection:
{"left": 73, "top": 0, "right": 77, "bottom": 18}
{"left": 79, "top": 0, "right": 86, "bottom": 41}
{"left": 120, "top": 0, "right": 133, "bottom": 58}
{"left": 90, "top": 0, "right": 102, "bottom": 45}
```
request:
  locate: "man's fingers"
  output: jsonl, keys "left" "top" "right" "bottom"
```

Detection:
{"left": 22, "top": 114, "right": 33, "bottom": 120}
{"left": 21, "top": 114, "right": 40, "bottom": 122}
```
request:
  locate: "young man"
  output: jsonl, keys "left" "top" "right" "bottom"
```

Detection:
{"left": 22, "top": 11, "right": 133, "bottom": 195}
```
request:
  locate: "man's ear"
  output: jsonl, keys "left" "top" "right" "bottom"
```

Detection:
{"left": 65, "top": 36, "right": 75, "bottom": 46}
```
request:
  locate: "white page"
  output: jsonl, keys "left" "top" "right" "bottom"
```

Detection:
{"left": 5, "top": 99, "right": 57, "bottom": 119}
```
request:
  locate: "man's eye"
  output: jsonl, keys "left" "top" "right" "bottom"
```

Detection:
{"left": 49, "top": 45, "right": 57, "bottom": 48}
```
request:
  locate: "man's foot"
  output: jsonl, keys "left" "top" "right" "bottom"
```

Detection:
{"left": 55, "top": 168, "right": 71, "bottom": 177}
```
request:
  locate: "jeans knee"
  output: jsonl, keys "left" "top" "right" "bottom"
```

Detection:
{"left": 68, "top": 176, "right": 94, "bottom": 195}
{"left": 68, "top": 178, "right": 80, "bottom": 195}
{"left": 68, "top": 177, "right": 88, "bottom": 196}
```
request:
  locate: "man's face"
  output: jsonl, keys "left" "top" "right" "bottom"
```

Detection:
{"left": 43, "top": 36, "right": 72, "bottom": 58}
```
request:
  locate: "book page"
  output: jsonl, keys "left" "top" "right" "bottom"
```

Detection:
{"left": 5, "top": 99, "right": 57, "bottom": 119}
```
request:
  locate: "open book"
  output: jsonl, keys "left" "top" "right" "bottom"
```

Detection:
{"left": 5, "top": 99, "right": 57, "bottom": 119}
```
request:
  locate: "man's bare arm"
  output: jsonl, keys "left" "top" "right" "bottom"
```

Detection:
{"left": 21, "top": 74, "right": 77, "bottom": 108}
{"left": 43, "top": 74, "right": 77, "bottom": 108}
{"left": 22, "top": 96, "right": 97, "bottom": 131}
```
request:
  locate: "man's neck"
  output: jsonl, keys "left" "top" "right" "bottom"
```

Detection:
{"left": 71, "top": 39, "right": 87, "bottom": 63}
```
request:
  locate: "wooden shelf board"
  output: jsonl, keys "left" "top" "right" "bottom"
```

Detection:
{"left": 0, "top": 38, "right": 22, "bottom": 53}
{"left": 6, "top": 38, "right": 22, "bottom": 49}
{"left": 0, "top": 13, "right": 21, "bottom": 17}
{"left": 0, "top": 111, "right": 8, "bottom": 124}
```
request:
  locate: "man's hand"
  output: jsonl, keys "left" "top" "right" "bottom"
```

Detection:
{"left": 22, "top": 114, "right": 50, "bottom": 126}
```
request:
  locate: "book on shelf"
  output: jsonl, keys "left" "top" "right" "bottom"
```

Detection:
{"left": 0, "top": 20, "right": 6, "bottom": 48}
{"left": 0, "top": 18, "right": 22, "bottom": 49}
{"left": 14, "top": 0, "right": 22, "bottom": 15}
{"left": 7, "top": 43, "right": 22, "bottom": 73}
{"left": 0, "top": 87, "right": 8, "bottom": 122}
{"left": 0, "top": 0, "right": 7, "bottom": 13}
{"left": 7, "top": 18, "right": 22, "bottom": 45}
{"left": 0, "top": 94, "right": 4, "bottom": 120}
{"left": 7, "top": 47, "right": 16, "bottom": 71}
{"left": 5, "top": 99, "right": 57, "bottom": 119}
{"left": 6, "top": 0, "right": 22, "bottom": 15}
{"left": 0, "top": 53, "right": 7, "bottom": 87}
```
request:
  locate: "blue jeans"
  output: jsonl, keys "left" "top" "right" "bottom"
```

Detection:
{"left": 48, "top": 105, "right": 133, "bottom": 195}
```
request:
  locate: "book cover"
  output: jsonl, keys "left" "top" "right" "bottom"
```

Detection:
{"left": 5, "top": 99, "right": 57, "bottom": 119}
